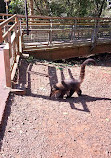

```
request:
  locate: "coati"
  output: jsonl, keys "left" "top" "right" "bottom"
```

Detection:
{"left": 50, "top": 58, "right": 95, "bottom": 99}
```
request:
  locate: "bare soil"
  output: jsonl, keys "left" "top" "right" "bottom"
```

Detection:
{"left": 0, "top": 53, "right": 111, "bottom": 158}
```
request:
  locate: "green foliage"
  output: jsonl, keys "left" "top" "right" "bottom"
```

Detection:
{"left": 32, "top": 0, "right": 106, "bottom": 17}
{"left": 8, "top": 0, "right": 107, "bottom": 17}
{"left": 49, "top": 0, "right": 107, "bottom": 17}
{"left": 9, "top": 0, "right": 25, "bottom": 14}
{"left": 50, "top": 2, "right": 66, "bottom": 16}
{"left": 26, "top": 56, "right": 35, "bottom": 63}
{"left": 33, "top": 0, "right": 50, "bottom": 15}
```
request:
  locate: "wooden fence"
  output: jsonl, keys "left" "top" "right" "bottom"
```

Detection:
{"left": 0, "top": 14, "right": 22, "bottom": 87}
{"left": 0, "top": 13, "right": 111, "bottom": 86}
{"left": 20, "top": 15, "right": 111, "bottom": 51}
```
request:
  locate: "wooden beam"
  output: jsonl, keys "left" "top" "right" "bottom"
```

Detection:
{"left": 11, "top": 55, "right": 20, "bottom": 81}
{"left": 25, "top": 42, "right": 111, "bottom": 61}
{"left": 3, "top": 44, "right": 11, "bottom": 87}
{"left": 0, "top": 14, "right": 17, "bottom": 28}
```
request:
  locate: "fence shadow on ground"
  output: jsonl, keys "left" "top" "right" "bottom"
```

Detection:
{"left": 0, "top": 94, "right": 13, "bottom": 151}
{"left": 0, "top": 55, "right": 111, "bottom": 151}
{"left": 24, "top": 60, "right": 111, "bottom": 114}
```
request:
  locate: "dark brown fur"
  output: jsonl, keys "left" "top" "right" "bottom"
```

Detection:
{"left": 50, "top": 58, "right": 95, "bottom": 99}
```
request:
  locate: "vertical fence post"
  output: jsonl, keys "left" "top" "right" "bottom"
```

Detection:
{"left": 8, "top": 30, "right": 12, "bottom": 58}
{"left": 19, "top": 19, "right": 23, "bottom": 54}
{"left": 3, "top": 15, "right": 6, "bottom": 35}
{"left": 3, "top": 44, "right": 11, "bottom": 87}
{"left": 71, "top": 19, "right": 77, "bottom": 42}
{"left": 71, "top": 21, "right": 74, "bottom": 41}
{"left": 15, "top": 21, "right": 20, "bottom": 56}
{"left": 16, "top": 30, "right": 20, "bottom": 55}
{"left": 14, "top": 16, "right": 18, "bottom": 60}
{"left": 13, "top": 40, "right": 16, "bottom": 63}
{"left": 49, "top": 18, "right": 52, "bottom": 45}
{"left": 19, "top": 30, "right": 23, "bottom": 54}
{"left": 74, "top": 19, "right": 77, "bottom": 42}
{"left": 15, "top": 16, "right": 18, "bottom": 35}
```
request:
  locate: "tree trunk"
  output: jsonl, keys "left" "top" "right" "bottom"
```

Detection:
{"left": 29, "top": 0, "right": 34, "bottom": 15}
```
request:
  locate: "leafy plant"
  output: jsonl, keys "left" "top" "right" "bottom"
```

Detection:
{"left": 26, "top": 56, "right": 35, "bottom": 63}
{"left": 9, "top": 0, "right": 25, "bottom": 14}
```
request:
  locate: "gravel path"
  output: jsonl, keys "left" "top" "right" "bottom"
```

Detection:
{"left": 0, "top": 54, "right": 111, "bottom": 158}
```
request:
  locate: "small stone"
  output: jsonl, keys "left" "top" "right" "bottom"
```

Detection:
{"left": 8, "top": 130, "right": 11, "bottom": 133}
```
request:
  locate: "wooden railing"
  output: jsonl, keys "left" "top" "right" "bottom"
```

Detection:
{"left": 1, "top": 13, "right": 111, "bottom": 47}
{"left": 0, "top": 14, "right": 22, "bottom": 87}
{"left": 0, "top": 13, "right": 111, "bottom": 86}
{"left": 19, "top": 15, "right": 111, "bottom": 49}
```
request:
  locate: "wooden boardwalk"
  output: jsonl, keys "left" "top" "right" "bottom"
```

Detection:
{"left": 23, "top": 39, "right": 111, "bottom": 60}
{"left": 21, "top": 15, "right": 111, "bottom": 60}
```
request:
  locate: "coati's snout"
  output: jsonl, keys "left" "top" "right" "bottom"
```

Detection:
{"left": 50, "top": 89, "right": 61, "bottom": 98}
{"left": 50, "top": 86, "right": 62, "bottom": 98}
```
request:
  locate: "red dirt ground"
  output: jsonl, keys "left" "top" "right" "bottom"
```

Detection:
{"left": 0, "top": 53, "right": 111, "bottom": 158}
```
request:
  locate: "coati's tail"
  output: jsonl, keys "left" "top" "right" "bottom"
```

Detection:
{"left": 79, "top": 58, "right": 96, "bottom": 84}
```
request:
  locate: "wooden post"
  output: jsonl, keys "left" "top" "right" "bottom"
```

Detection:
{"left": 74, "top": 19, "right": 77, "bottom": 42}
{"left": 13, "top": 40, "right": 16, "bottom": 63}
{"left": 16, "top": 31, "right": 20, "bottom": 55}
{"left": 15, "top": 16, "right": 18, "bottom": 37}
{"left": 49, "top": 19, "right": 52, "bottom": 45}
{"left": 3, "top": 15, "right": 6, "bottom": 34}
{"left": 15, "top": 16, "right": 18, "bottom": 23}
{"left": 19, "top": 31, "right": 23, "bottom": 54}
{"left": 8, "top": 30, "right": 12, "bottom": 58}
{"left": 71, "top": 23, "right": 74, "bottom": 41}
{"left": 3, "top": 44, "right": 11, "bottom": 87}
{"left": 18, "top": 19, "right": 23, "bottom": 54}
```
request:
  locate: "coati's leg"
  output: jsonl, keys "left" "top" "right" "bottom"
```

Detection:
{"left": 66, "top": 89, "right": 75, "bottom": 98}
{"left": 58, "top": 90, "right": 67, "bottom": 98}
{"left": 58, "top": 93, "right": 64, "bottom": 98}
{"left": 77, "top": 89, "right": 82, "bottom": 96}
